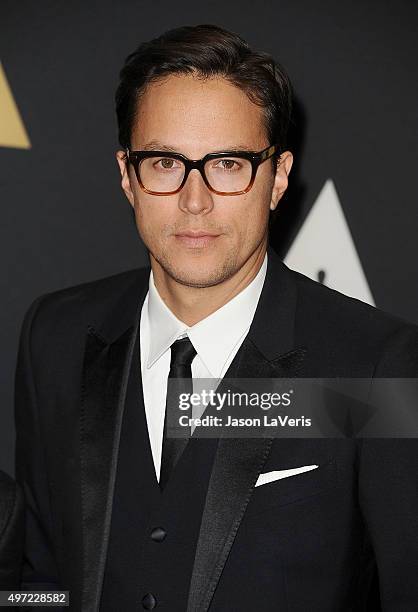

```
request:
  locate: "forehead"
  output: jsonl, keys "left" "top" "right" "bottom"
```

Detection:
{"left": 131, "top": 74, "right": 268, "bottom": 155}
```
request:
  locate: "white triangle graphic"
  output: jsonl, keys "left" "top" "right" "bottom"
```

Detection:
{"left": 284, "top": 179, "right": 375, "bottom": 306}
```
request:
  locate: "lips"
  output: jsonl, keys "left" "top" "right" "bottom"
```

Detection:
{"left": 175, "top": 231, "right": 220, "bottom": 238}
{"left": 174, "top": 231, "right": 220, "bottom": 247}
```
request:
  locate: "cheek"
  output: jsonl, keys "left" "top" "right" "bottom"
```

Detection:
{"left": 133, "top": 195, "right": 169, "bottom": 239}
{"left": 236, "top": 190, "right": 271, "bottom": 240}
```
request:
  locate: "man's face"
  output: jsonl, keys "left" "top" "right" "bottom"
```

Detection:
{"left": 117, "top": 73, "right": 292, "bottom": 288}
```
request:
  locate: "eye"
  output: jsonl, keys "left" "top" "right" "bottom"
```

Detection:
{"left": 155, "top": 158, "right": 178, "bottom": 170}
{"left": 213, "top": 158, "right": 242, "bottom": 171}
{"left": 221, "top": 159, "right": 235, "bottom": 170}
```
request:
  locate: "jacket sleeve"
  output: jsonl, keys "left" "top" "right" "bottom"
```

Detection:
{"left": 14, "top": 294, "right": 62, "bottom": 591}
{"left": 358, "top": 324, "right": 418, "bottom": 610}
{"left": 0, "top": 471, "right": 24, "bottom": 589}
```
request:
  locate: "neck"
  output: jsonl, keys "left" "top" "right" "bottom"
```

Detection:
{"left": 151, "top": 243, "right": 267, "bottom": 326}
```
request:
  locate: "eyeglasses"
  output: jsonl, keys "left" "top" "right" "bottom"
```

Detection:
{"left": 125, "top": 144, "right": 280, "bottom": 196}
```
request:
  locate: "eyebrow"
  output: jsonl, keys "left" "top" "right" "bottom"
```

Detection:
{"left": 140, "top": 140, "right": 258, "bottom": 154}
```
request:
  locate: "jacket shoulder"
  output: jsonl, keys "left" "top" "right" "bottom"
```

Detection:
{"left": 41, "top": 266, "right": 148, "bottom": 302}
{"left": 21, "top": 266, "right": 150, "bottom": 340}
{"left": 287, "top": 265, "right": 418, "bottom": 373}
{"left": 290, "top": 264, "right": 415, "bottom": 333}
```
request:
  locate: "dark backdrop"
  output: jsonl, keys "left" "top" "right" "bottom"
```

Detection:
{"left": 1, "top": 0, "right": 417, "bottom": 475}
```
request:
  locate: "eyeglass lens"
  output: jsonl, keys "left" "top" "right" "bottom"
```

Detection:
{"left": 138, "top": 156, "right": 253, "bottom": 193}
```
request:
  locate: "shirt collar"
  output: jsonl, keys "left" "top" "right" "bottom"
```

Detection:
{"left": 147, "top": 278, "right": 189, "bottom": 367}
{"left": 147, "top": 252, "right": 268, "bottom": 376}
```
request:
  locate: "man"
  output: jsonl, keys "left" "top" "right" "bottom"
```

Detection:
{"left": 14, "top": 23, "right": 418, "bottom": 611}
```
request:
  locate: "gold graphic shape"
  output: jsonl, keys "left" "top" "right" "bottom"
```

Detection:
{"left": 0, "top": 61, "right": 31, "bottom": 149}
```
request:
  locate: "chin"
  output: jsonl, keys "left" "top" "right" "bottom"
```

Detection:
{"left": 169, "top": 267, "right": 226, "bottom": 289}
{"left": 162, "top": 254, "right": 238, "bottom": 289}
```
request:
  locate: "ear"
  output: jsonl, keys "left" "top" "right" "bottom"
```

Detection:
{"left": 270, "top": 150, "right": 293, "bottom": 211}
{"left": 116, "top": 150, "right": 135, "bottom": 207}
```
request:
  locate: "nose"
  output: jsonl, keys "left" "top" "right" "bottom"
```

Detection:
{"left": 178, "top": 168, "right": 214, "bottom": 216}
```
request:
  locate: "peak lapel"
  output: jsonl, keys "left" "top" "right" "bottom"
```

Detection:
{"left": 79, "top": 268, "right": 149, "bottom": 611}
{"left": 187, "top": 249, "right": 307, "bottom": 612}
{"left": 186, "top": 343, "right": 306, "bottom": 612}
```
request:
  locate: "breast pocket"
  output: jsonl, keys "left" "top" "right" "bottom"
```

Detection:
{"left": 244, "top": 459, "right": 338, "bottom": 519}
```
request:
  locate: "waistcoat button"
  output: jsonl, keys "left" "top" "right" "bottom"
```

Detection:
{"left": 142, "top": 592, "right": 157, "bottom": 609}
{"left": 150, "top": 526, "right": 167, "bottom": 542}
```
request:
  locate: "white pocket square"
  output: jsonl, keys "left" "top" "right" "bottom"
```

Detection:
{"left": 255, "top": 464, "right": 319, "bottom": 487}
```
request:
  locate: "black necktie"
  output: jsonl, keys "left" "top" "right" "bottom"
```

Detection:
{"left": 159, "top": 336, "right": 197, "bottom": 490}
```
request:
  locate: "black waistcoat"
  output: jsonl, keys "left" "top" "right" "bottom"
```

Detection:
{"left": 100, "top": 332, "right": 218, "bottom": 611}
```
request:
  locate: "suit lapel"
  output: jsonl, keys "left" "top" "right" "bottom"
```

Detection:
{"left": 79, "top": 269, "right": 149, "bottom": 612}
{"left": 187, "top": 248, "right": 307, "bottom": 612}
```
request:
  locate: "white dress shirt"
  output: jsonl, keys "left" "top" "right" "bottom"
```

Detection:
{"left": 140, "top": 252, "right": 268, "bottom": 482}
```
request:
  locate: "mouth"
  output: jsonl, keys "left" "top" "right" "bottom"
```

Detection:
{"left": 174, "top": 231, "right": 221, "bottom": 248}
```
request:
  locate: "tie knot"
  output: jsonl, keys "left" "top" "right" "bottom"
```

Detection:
{"left": 170, "top": 336, "right": 197, "bottom": 368}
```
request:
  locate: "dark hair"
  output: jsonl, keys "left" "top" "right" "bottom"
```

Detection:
{"left": 115, "top": 24, "right": 293, "bottom": 169}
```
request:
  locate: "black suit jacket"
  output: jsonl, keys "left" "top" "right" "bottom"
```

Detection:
{"left": 0, "top": 470, "right": 24, "bottom": 589}
{"left": 14, "top": 247, "right": 418, "bottom": 611}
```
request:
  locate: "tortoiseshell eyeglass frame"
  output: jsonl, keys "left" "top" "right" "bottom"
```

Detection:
{"left": 124, "top": 143, "right": 281, "bottom": 196}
